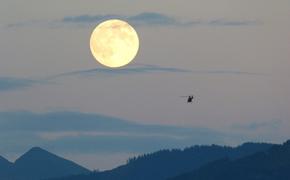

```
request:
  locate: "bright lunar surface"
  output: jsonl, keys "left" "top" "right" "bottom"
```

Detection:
{"left": 90, "top": 19, "right": 139, "bottom": 68}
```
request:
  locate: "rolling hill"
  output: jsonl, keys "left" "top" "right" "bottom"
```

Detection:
{"left": 170, "top": 140, "right": 290, "bottom": 180}
{"left": 51, "top": 142, "right": 273, "bottom": 180}
{"left": 0, "top": 147, "right": 90, "bottom": 180}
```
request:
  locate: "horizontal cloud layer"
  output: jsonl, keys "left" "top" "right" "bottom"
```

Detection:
{"left": 232, "top": 119, "right": 283, "bottom": 131}
{"left": 47, "top": 64, "right": 191, "bottom": 80}
{"left": 0, "top": 111, "right": 233, "bottom": 154}
{"left": 46, "top": 65, "right": 265, "bottom": 81}
{"left": 62, "top": 12, "right": 260, "bottom": 27}
{"left": 0, "top": 65, "right": 264, "bottom": 92}
{"left": 0, "top": 65, "right": 190, "bottom": 92}
{"left": 62, "top": 12, "right": 190, "bottom": 26}
{"left": 4, "top": 12, "right": 260, "bottom": 28}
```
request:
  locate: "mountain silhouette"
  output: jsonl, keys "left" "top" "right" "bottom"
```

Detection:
{"left": 170, "top": 140, "right": 290, "bottom": 180}
{"left": 0, "top": 147, "right": 90, "bottom": 180}
{"left": 0, "top": 156, "right": 12, "bottom": 177}
{"left": 0, "top": 156, "right": 12, "bottom": 168}
{"left": 51, "top": 142, "right": 273, "bottom": 180}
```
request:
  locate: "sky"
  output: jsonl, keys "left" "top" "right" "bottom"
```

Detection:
{"left": 0, "top": 0, "right": 290, "bottom": 170}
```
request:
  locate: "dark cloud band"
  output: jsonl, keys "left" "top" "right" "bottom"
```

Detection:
{"left": 0, "top": 111, "right": 228, "bottom": 154}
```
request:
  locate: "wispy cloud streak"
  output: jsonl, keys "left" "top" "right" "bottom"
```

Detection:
{"left": 46, "top": 64, "right": 191, "bottom": 80}
{"left": 62, "top": 13, "right": 260, "bottom": 27}
{"left": 191, "top": 70, "right": 266, "bottom": 76}
{"left": 0, "top": 65, "right": 189, "bottom": 92}
{"left": 232, "top": 119, "right": 283, "bottom": 131}
{"left": 4, "top": 12, "right": 260, "bottom": 29}
{"left": 62, "top": 12, "right": 191, "bottom": 27}
{"left": 0, "top": 66, "right": 265, "bottom": 92}
{"left": 0, "top": 77, "right": 39, "bottom": 91}
{"left": 206, "top": 19, "right": 259, "bottom": 26}
{"left": 46, "top": 65, "right": 266, "bottom": 81}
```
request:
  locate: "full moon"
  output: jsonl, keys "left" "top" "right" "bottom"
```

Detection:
{"left": 90, "top": 19, "right": 139, "bottom": 68}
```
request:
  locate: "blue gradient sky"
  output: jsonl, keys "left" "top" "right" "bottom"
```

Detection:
{"left": 0, "top": 0, "right": 290, "bottom": 170}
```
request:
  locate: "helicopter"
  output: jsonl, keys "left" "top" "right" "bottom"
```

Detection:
{"left": 180, "top": 95, "right": 195, "bottom": 103}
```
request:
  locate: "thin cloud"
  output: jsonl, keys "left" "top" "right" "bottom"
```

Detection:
{"left": 0, "top": 65, "right": 190, "bottom": 92}
{"left": 192, "top": 70, "right": 266, "bottom": 76}
{"left": 206, "top": 19, "right": 260, "bottom": 26}
{"left": 46, "top": 64, "right": 191, "bottom": 80}
{"left": 47, "top": 66, "right": 265, "bottom": 81}
{"left": 5, "top": 12, "right": 262, "bottom": 28}
{"left": 232, "top": 120, "right": 283, "bottom": 131}
{"left": 62, "top": 12, "right": 260, "bottom": 27}
{"left": 0, "top": 66, "right": 265, "bottom": 93}
{"left": 0, "top": 77, "right": 39, "bottom": 91}
{"left": 62, "top": 12, "right": 191, "bottom": 27}
{"left": 4, "top": 12, "right": 260, "bottom": 29}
